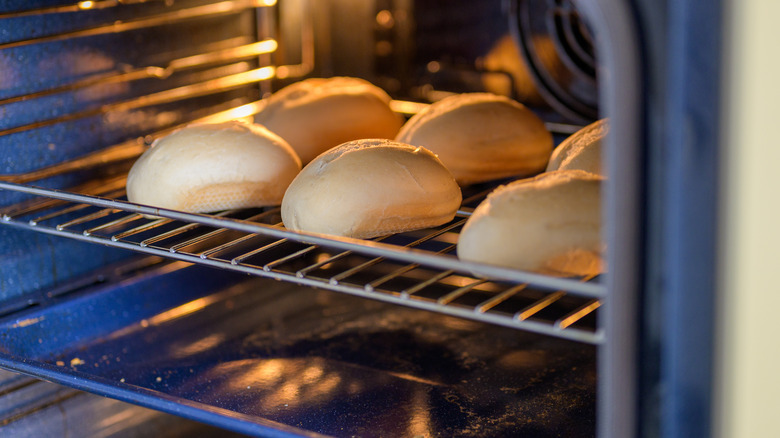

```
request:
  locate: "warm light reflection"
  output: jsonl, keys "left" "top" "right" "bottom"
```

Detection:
{"left": 254, "top": 359, "right": 285, "bottom": 383}
{"left": 173, "top": 333, "right": 225, "bottom": 358}
{"left": 408, "top": 388, "right": 432, "bottom": 437}
{"left": 148, "top": 296, "right": 214, "bottom": 325}
{"left": 376, "top": 10, "right": 395, "bottom": 28}
{"left": 97, "top": 409, "right": 135, "bottom": 429}
{"left": 437, "top": 231, "right": 459, "bottom": 244}
{"left": 262, "top": 0, "right": 277, "bottom": 5}
{"left": 302, "top": 365, "right": 324, "bottom": 383}
{"left": 312, "top": 374, "right": 341, "bottom": 396}
{"left": 313, "top": 252, "right": 335, "bottom": 270}
{"left": 279, "top": 381, "right": 301, "bottom": 400}
{"left": 200, "top": 101, "right": 267, "bottom": 124}
{"left": 256, "top": 39, "right": 278, "bottom": 53}
{"left": 439, "top": 275, "right": 503, "bottom": 291}
{"left": 78, "top": 0, "right": 95, "bottom": 9}
{"left": 497, "top": 350, "right": 548, "bottom": 369}
{"left": 251, "top": 66, "right": 276, "bottom": 81}
{"left": 389, "top": 99, "right": 429, "bottom": 116}
{"left": 557, "top": 300, "right": 600, "bottom": 329}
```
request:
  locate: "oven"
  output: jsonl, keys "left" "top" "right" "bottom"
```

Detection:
{"left": 0, "top": 0, "right": 776, "bottom": 437}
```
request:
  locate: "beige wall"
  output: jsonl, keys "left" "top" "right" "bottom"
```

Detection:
{"left": 716, "top": 0, "right": 780, "bottom": 436}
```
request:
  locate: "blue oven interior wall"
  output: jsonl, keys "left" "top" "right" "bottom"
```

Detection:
{"left": 0, "top": 1, "right": 259, "bottom": 306}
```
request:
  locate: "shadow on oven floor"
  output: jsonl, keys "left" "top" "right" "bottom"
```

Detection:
{"left": 0, "top": 258, "right": 596, "bottom": 437}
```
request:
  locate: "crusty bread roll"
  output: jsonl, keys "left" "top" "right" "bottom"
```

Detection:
{"left": 395, "top": 93, "right": 553, "bottom": 185}
{"left": 281, "top": 139, "right": 462, "bottom": 239}
{"left": 255, "top": 77, "right": 403, "bottom": 164}
{"left": 457, "top": 170, "right": 604, "bottom": 276}
{"left": 546, "top": 118, "right": 607, "bottom": 176}
{"left": 127, "top": 121, "right": 301, "bottom": 213}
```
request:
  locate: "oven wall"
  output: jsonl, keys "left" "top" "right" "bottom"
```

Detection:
{"left": 0, "top": 2, "right": 259, "bottom": 306}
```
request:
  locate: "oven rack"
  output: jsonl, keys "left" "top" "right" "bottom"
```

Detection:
{"left": 0, "top": 174, "right": 604, "bottom": 344}
{"left": 0, "top": 0, "right": 603, "bottom": 343}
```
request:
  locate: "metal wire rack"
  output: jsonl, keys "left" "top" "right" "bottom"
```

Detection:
{"left": 0, "top": 162, "right": 604, "bottom": 344}
{"left": 0, "top": 0, "right": 604, "bottom": 344}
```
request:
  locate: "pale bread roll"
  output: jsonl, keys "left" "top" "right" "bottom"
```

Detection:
{"left": 255, "top": 77, "right": 403, "bottom": 164}
{"left": 281, "top": 139, "right": 462, "bottom": 239}
{"left": 127, "top": 121, "right": 301, "bottom": 213}
{"left": 395, "top": 93, "right": 553, "bottom": 185}
{"left": 546, "top": 119, "right": 607, "bottom": 176}
{"left": 457, "top": 170, "right": 604, "bottom": 276}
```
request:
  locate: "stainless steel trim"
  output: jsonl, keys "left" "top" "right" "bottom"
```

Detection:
{"left": 572, "top": 0, "right": 644, "bottom": 436}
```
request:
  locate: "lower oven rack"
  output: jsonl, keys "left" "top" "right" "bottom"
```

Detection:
{"left": 0, "top": 169, "right": 604, "bottom": 344}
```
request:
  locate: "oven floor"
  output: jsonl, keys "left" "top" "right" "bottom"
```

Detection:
{"left": 0, "top": 260, "right": 596, "bottom": 437}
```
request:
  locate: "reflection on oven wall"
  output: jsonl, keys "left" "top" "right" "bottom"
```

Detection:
{"left": 280, "top": 0, "right": 595, "bottom": 124}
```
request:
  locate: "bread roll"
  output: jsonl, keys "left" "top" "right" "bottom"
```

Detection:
{"left": 127, "top": 121, "right": 301, "bottom": 213}
{"left": 255, "top": 77, "right": 403, "bottom": 164}
{"left": 457, "top": 170, "right": 603, "bottom": 276}
{"left": 281, "top": 139, "right": 462, "bottom": 239}
{"left": 546, "top": 119, "right": 607, "bottom": 176}
{"left": 395, "top": 93, "right": 553, "bottom": 185}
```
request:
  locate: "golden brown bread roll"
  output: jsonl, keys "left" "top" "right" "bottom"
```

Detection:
{"left": 255, "top": 77, "right": 403, "bottom": 164}
{"left": 546, "top": 119, "right": 608, "bottom": 176}
{"left": 281, "top": 139, "right": 462, "bottom": 239}
{"left": 126, "top": 121, "right": 301, "bottom": 213}
{"left": 457, "top": 170, "right": 604, "bottom": 276}
{"left": 395, "top": 93, "right": 553, "bottom": 185}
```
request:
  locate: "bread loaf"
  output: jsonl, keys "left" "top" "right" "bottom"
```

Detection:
{"left": 546, "top": 119, "right": 607, "bottom": 176}
{"left": 126, "top": 121, "right": 301, "bottom": 213}
{"left": 457, "top": 170, "right": 604, "bottom": 276}
{"left": 395, "top": 93, "right": 553, "bottom": 185}
{"left": 255, "top": 77, "right": 403, "bottom": 164}
{"left": 281, "top": 139, "right": 462, "bottom": 239}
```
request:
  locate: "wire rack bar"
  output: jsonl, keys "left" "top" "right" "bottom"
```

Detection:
{"left": 0, "top": 66, "right": 274, "bottom": 138}
{"left": 0, "top": 0, "right": 166, "bottom": 19}
{"left": 0, "top": 0, "right": 273, "bottom": 51}
{"left": 0, "top": 40, "right": 278, "bottom": 108}
{"left": 0, "top": 181, "right": 605, "bottom": 298}
{"left": 0, "top": 210, "right": 604, "bottom": 344}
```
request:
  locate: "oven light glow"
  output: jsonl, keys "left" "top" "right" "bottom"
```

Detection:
{"left": 376, "top": 10, "right": 395, "bottom": 28}
{"left": 256, "top": 38, "right": 278, "bottom": 53}
{"left": 389, "top": 99, "right": 429, "bottom": 116}
{"left": 251, "top": 66, "right": 276, "bottom": 81}
{"left": 147, "top": 296, "right": 214, "bottom": 325}
{"left": 262, "top": 0, "right": 277, "bottom": 6}
{"left": 302, "top": 365, "right": 324, "bottom": 383}
{"left": 78, "top": 1, "right": 95, "bottom": 9}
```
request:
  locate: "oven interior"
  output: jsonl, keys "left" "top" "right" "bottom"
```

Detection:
{"left": 0, "top": 0, "right": 610, "bottom": 436}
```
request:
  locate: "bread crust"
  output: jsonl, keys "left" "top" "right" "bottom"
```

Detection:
{"left": 457, "top": 170, "right": 604, "bottom": 276}
{"left": 281, "top": 139, "right": 462, "bottom": 239}
{"left": 255, "top": 77, "right": 403, "bottom": 164}
{"left": 126, "top": 121, "right": 301, "bottom": 213}
{"left": 396, "top": 93, "right": 553, "bottom": 185}
{"left": 546, "top": 118, "right": 608, "bottom": 176}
